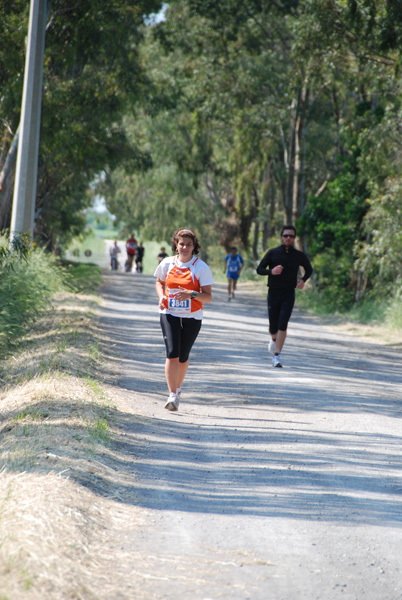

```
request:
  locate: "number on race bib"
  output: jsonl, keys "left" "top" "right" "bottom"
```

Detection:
{"left": 169, "top": 298, "right": 190, "bottom": 309}
{"left": 167, "top": 290, "right": 191, "bottom": 314}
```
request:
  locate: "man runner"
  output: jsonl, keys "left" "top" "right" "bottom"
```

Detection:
{"left": 256, "top": 225, "right": 313, "bottom": 368}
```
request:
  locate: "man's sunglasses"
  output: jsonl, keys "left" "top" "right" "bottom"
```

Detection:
{"left": 282, "top": 234, "right": 295, "bottom": 238}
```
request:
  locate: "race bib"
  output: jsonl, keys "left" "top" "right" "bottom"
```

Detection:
{"left": 167, "top": 289, "right": 191, "bottom": 315}
{"left": 229, "top": 264, "right": 238, "bottom": 272}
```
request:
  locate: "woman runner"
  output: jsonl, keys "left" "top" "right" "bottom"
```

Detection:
{"left": 154, "top": 228, "right": 214, "bottom": 411}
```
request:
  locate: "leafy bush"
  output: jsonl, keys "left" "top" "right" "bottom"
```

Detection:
{"left": 385, "top": 287, "right": 402, "bottom": 330}
{"left": 309, "top": 249, "right": 356, "bottom": 312}
{"left": 0, "top": 237, "right": 64, "bottom": 354}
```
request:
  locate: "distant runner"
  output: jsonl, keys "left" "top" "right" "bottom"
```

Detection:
{"left": 125, "top": 234, "right": 137, "bottom": 272}
{"left": 154, "top": 228, "right": 214, "bottom": 411}
{"left": 256, "top": 225, "right": 313, "bottom": 368}
{"left": 135, "top": 242, "right": 145, "bottom": 273}
{"left": 157, "top": 247, "right": 168, "bottom": 264}
{"left": 224, "top": 246, "right": 244, "bottom": 301}
{"left": 109, "top": 241, "right": 121, "bottom": 270}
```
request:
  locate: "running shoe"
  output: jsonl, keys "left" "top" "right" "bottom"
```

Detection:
{"left": 164, "top": 393, "right": 179, "bottom": 411}
{"left": 272, "top": 354, "right": 283, "bottom": 368}
{"left": 176, "top": 387, "right": 182, "bottom": 398}
{"left": 268, "top": 338, "right": 276, "bottom": 354}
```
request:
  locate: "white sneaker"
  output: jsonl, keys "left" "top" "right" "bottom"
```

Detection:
{"left": 176, "top": 387, "right": 182, "bottom": 398}
{"left": 272, "top": 354, "right": 283, "bottom": 368}
{"left": 164, "top": 393, "right": 179, "bottom": 411}
{"left": 268, "top": 338, "right": 276, "bottom": 354}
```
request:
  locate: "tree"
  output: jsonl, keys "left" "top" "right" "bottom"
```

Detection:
{"left": 0, "top": 0, "right": 163, "bottom": 246}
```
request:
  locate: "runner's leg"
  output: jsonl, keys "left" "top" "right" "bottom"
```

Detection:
{"left": 178, "top": 360, "right": 189, "bottom": 388}
{"left": 267, "top": 290, "right": 280, "bottom": 340}
{"left": 160, "top": 315, "right": 201, "bottom": 394}
{"left": 176, "top": 318, "right": 201, "bottom": 390}
{"left": 165, "top": 357, "right": 180, "bottom": 393}
{"left": 275, "top": 290, "right": 295, "bottom": 354}
{"left": 160, "top": 314, "right": 181, "bottom": 393}
{"left": 275, "top": 330, "right": 287, "bottom": 353}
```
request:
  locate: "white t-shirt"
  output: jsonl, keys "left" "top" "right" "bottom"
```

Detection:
{"left": 154, "top": 255, "right": 214, "bottom": 319}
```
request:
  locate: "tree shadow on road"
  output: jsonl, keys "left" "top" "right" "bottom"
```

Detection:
{"left": 78, "top": 272, "right": 402, "bottom": 527}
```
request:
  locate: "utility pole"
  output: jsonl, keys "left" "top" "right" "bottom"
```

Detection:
{"left": 10, "top": 0, "right": 47, "bottom": 241}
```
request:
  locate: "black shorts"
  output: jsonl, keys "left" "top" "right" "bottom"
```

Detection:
{"left": 267, "top": 288, "right": 295, "bottom": 333}
{"left": 160, "top": 314, "right": 202, "bottom": 362}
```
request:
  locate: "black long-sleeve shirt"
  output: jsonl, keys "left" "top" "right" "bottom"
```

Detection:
{"left": 256, "top": 245, "right": 313, "bottom": 290}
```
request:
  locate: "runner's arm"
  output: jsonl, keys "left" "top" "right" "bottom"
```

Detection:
{"left": 300, "top": 254, "right": 313, "bottom": 282}
{"left": 174, "top": 285, "right": 212, "bottom": 304}
{"left": 256, "top": 251, "right": 271, "bottom": 276}
{"left": 156, "top": 278, "right": 166, "bottom": 310}
{"left": 198, "top": 284, "right": 212, "bottom": 304}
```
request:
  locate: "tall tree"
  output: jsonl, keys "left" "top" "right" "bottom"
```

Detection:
{"left": 0, "top": 0, "right": 163, "bottom": 246}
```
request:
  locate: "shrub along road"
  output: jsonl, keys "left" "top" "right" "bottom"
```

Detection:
{"left": 97, "top": 271, "right": 402, "bottom": 600}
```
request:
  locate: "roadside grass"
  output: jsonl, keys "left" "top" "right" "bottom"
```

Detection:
{"left": 0, "top": 247, "right": 64, "bottom": 355}
{"left": 63, "top": 259, "right": 104, "bottom": 294}
{"left": 296, "top": 286, "right": 402, "bottom": 346}
{"left": 0, "top": 263, "right": 122, "bottom": 598}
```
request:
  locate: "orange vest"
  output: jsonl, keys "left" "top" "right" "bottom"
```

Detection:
{"left": 164, "top": 257, "right": 202, "bottom": 313}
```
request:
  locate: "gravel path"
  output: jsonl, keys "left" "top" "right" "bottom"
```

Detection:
{"left": 98, "top": 271, "right": 402, "bottom": 600}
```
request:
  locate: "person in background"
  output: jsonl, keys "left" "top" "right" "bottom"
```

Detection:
{"left": 157, "top": 247, "right": 168, "bottom": 263}
{"left": 125, "top": 233, "right": 137, "bottom": 272}
{"left": 224, "top": 246, "right": 244, "bottom": 301}
{"left": 109, "top": 240, "right": 121, "bottom": 270}
{"left": 154, "top": 228, "right": 214, "bottom": 411}
{"left": 135, "top": 242, "right": 145, "bottom": 273}
{"left": 256, "top": 225, "right": 313, "bottom": 368}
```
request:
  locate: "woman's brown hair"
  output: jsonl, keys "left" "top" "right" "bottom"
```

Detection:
{"left": 171, "top": 228, "right": 201, "bottom": 255}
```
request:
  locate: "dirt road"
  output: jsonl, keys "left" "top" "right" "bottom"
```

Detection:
{"left": 98, "top": 271, "right": 402, "bottom": 600}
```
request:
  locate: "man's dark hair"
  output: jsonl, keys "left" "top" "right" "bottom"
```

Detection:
{"left": 281, "top": 224, "right": 296, "bottom": 236}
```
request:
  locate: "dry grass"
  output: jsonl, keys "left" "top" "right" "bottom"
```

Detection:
{"left": 316, "top": 317, "right": 402, "bottom": 348}
{"left": 0, "top": 291, "right": 137, "bottom": 600}
{"left": 1, "top": 282, "right": 398, "bottom": 598}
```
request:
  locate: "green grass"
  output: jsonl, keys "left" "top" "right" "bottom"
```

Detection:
{"left": 63, "top": 260, "right": 103, "bottom": 294}
{"left": 385, "top": 292, "right": 402, "bottom": 329}
{"left": 85, "top": 376, "right": 107, "bottom": 400}
{"left": 0, "top": 237, "right": 103, "bottom": 357}
{"left": 297, "top": 285, "right": 402, "bottom": 331}
{"left": 67, "top": 229, "right": 111, "bottom": 267}
{"left": 92, "top": 227, "right": 120, "bottom": 240}
{"left": 0, "top": 248, "right": 64, "bottom": 354}
{"left": 88, "top": 418, "right": 110, "bottom": 444}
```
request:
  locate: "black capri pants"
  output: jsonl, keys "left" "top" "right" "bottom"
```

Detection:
{"left": 160, "top": 313, "right": 202, "bottom": 362}
{"left": 267, "top": 288, "right": 295, "bottom": 333}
